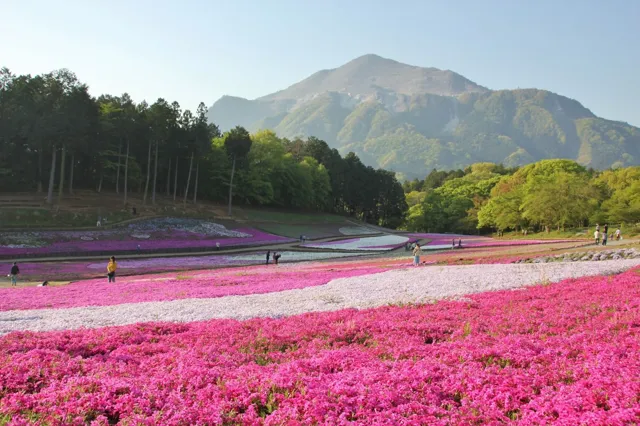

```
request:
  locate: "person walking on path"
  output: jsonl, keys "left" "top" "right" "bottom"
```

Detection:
{"left": 604, "top": 223, "right": 609, "bottom": 237}
{"left": 107, "top": 256, "right": 117, "bottom": 283}
{"left": 602, "top": 229, "right": 608, "bottom": 246}
{"left": 594, "top": 229, "right": 600, "bottom": 245}
{"left": 266, "top": 250, "right": 271, "bottom": 265}
{"left": 412, "top": 243, "right": 422, "bottom": 266}
{"left": 615, "top": 228, "right": 621, "bottom": 240}
{"left": 9, "top": 262, "right": 19, "bottom": 286}
{"left": 274, "top": 252, "right": 281, "bottom": 265}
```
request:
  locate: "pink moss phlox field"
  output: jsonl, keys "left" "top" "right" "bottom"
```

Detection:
{"left": 0, "top": 228, "right": 292, "bottom": 256}
{"left": 0, "top": 263, "right": 400, "bottom": 311}
{"left": 2, "top": 269, "right": 640, "bottom": 424}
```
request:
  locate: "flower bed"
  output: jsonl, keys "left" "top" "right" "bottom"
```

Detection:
{"left": 0, "top": 223, "right": 292, "bottom": 256}
{"left": 302, "top": 235, "right": 410, "bottom": 251}
{"left": 0, "top": 259, "right": 395, "bottom": 311}
{"left": 2, "top": 267, "right": 640, "bottom": 423}
{"left": 2, "top": 260, "right": 638, "bottom": 335}
{"left": 4, "top": 251, "right": 370, "bottom": 281}
{"left": 409, "top": 233, "right": 575, "bottom": 250}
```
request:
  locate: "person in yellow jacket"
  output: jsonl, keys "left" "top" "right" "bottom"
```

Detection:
{"left": 107, "top": 256, "right": 117, "bottom": 283}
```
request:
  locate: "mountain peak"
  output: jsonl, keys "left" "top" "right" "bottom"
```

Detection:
{"left": 258, "top": 54, "right": 488, "bottom": 102}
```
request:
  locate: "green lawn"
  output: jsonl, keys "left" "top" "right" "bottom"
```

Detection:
{"left": 237, "top": 208, "right": 348, "bottom": 224}
{"left": 257, "top": 223, "right": 346, "bottom": 239}
{"left": 0, "top": 208, "right": 132, "bottom": 229}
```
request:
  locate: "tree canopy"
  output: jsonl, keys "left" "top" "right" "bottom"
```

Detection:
{"left": 404, "top": 159, "right": 640, "bottom": 233}
{"left": 0, "top": 67, "right": 408, "bottom": 228}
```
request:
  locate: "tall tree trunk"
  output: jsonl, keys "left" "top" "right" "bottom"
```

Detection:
{"left": 115, "top": 143, "right": 122, "bottom": 194}
{"left": 98, "top": 171, "right": 104, "bottom": 193}
{"left": 68, "top": 154, "right": 75, "bottom": 195}
{"left": 152, "top": 141, "right": 159, "bottom": 205}
{"left": 57, "top": 145, "right": 66, "bottom": 205}
{"left": 123, "top": 140, "right": 130, "bottom": 205}
{"left": 193, "top": 161, "right": 199, "bottom": 204}
{"left": 183, "top": 151, "right": 194, "bottom": 206}
{"left": 37, "top": 149, "right": 43, "bottom": 193}
{"left": 227, "top": 154, "right": 236, "bottom": 216}
{"left": 46, "top": 146, "right": 57, "bottom": 204}
{"left": 143, "top": 141, "right": 151, "bottom": 204}
{"left": 166, "top": 157, "right": 171, "bottom": 196}
{"left": 173, "top": 156, "right": 179, "bottom": 201}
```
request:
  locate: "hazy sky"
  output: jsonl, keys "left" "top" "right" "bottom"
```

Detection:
{"left": 2, "top": 0, "right": 639, "bottom": 125}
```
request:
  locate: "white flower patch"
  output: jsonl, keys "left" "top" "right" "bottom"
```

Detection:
{"left": 303, "top": 235, "right": 409, "bottom": 251}
{"left": 2, "top": 259, "right": 639, "bottom": 334}
{"left": 338, "top": 226, "right": 379, "bottom": 236}
{"left": 131, "top": 234, "right": 151, "bottom": 239}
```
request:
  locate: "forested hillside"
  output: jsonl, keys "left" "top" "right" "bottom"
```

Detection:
{"left": 0, "top": 68, "right": 407, "bottom": 228}
{"left": 403, "top": 160, "right": 640, "bottom": 234}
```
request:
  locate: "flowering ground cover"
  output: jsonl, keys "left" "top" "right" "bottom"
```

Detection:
{"left": 2, "top": 251, "right": 370, "bottom": 282}
{"left": 2, "top": 267, "right": 640, "bottom": 423}
{"left": 0, "top": 259, "right": 397, "bottom": 311}
{"left": 0, "top": 218, "right": 293, "bottom": 256}
{"left": 409, "top": 233, "right": 576, "bottom": 250}
{"left": 302, "top": 235, "right": 410, "bottom": 251}
{"left": 2, "top": 260, "right": 638, "bottom": 335}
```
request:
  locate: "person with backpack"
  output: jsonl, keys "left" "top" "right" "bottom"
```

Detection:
{"left": 107, "top": 256, "right": 117, "bottom": 283}
{"left": 9, "top": 262, "right": 19, "bottom": 286}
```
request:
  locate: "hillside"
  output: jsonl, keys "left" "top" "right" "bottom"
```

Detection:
{"left": 207, "top": 54, "right": 640, "bottom": 178}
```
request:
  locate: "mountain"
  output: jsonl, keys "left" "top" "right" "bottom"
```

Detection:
{"left": 207, "top": 54, "right": 640, "bottom": 179}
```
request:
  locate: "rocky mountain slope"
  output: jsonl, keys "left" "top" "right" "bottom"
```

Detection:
{"left": 207, "top": 54, "right": 640, "bottom": 178}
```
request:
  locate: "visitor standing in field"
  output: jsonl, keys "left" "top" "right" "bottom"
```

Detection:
{"left": 594, "top": 229, "right": 600, "bottom": 245}
{"left": 413, "top": 243, "right": 422, "bottom": 266}
{"left": 107, "top": 256, "right": 117, "bottom": 283}
{"left": 9, "top": 262, "right": 19, "bottom": 286}
{"left": 274, "top": 252, "right": 281, "bottom": 265}
{"left": 604, "top": 223, "right": 609, "bottom": 238}
{"left": 266, "top": 250, "right": 271, "bottom": 265}
{"left": 602, "top": 229, "right": 608, "bottom": 246}
{"left": 615, "top": 228, "right": 621, "bottom": 240}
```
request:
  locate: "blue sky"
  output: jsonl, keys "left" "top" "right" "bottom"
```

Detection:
{"left": 2, "top": 0, "right": 639, "bottom": 126}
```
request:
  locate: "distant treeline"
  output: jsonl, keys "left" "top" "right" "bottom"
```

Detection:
{"left": 0, "top": 68, "right": 407, "bottom": 228}
{"left": 403, "top": 160, "right": 640, "bottom": 234}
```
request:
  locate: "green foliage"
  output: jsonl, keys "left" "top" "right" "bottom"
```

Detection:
{"left": 0, "top": 68, "right": 408, "bottom": 228}
{"left": 409, "top": 159, "right": 640, "bottom": 234}
{"left": 223, "top": 126, "right": 253, "bottom": 159}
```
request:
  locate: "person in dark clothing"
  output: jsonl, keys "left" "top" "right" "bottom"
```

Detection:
{"left": 266, "top": 250, "right": 271, "bottom": 265}
{"left": 274, "top": 252, "right": 281, "bottom": 265}
{"left": 9, "top": 262, "right": 19, "bottom": 286}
